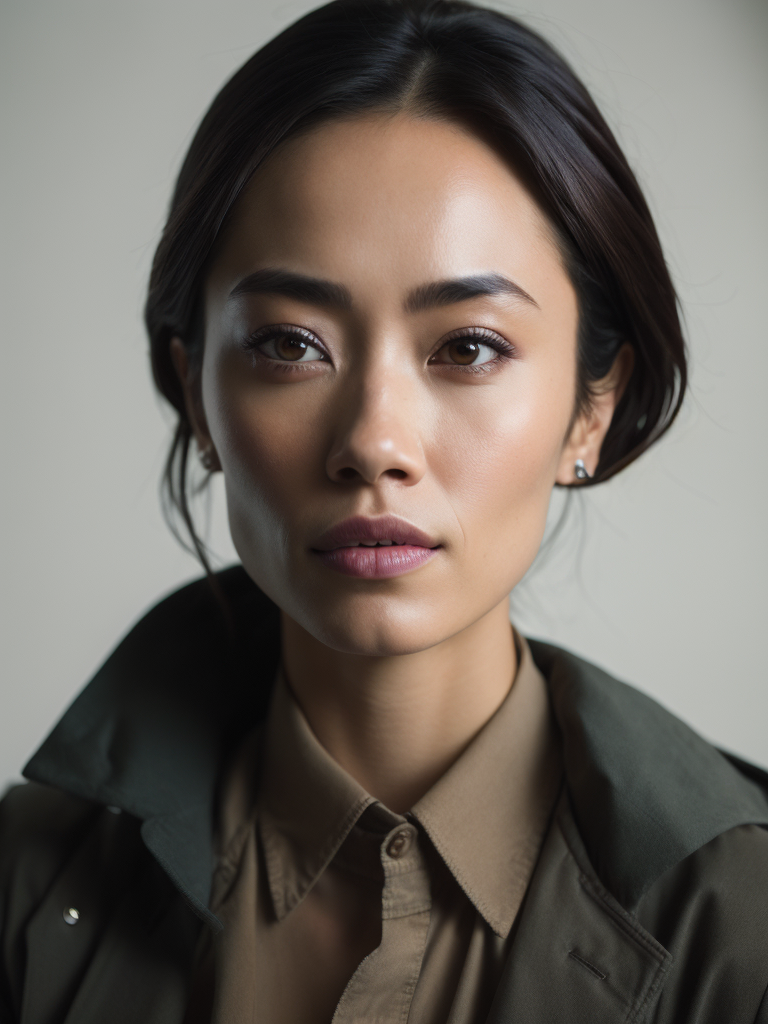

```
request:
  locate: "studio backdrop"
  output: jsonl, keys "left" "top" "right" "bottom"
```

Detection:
{"left": 1, "top": 0, "right": 766, "bottom": 788}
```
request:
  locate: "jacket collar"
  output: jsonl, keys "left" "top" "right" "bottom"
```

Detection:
{"left": 23, "top": 565, "right": 768, "bottom": 930}
{"left": 528, "top": 638, "right": 768, "bottom": 910}
{"left": 23, "top": 567, "right": 281, "bottom": 929}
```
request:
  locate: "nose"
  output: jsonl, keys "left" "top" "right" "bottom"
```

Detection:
{"left": 325, "top": 373, "right": 426, "bottom": 487}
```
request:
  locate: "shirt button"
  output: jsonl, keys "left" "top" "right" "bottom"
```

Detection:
{"left": 63, "top": 907, "right": 80, "bottom": 926}
{"left": 386, "top": 828, "right": 414, "bottom": 859}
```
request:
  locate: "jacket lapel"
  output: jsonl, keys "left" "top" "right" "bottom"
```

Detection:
{"left": 486, "top": 793, "right": 671, "bottom": 1024}
{"left": 60, "top": 859, "right": 202, "bottom": 1024}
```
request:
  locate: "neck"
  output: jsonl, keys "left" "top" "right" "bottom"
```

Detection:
{"left": 280, "top": 599, "right": 517, "bottom": 814}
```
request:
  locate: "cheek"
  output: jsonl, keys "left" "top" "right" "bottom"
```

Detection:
{"left": 203, "top": 353, "right": 328, "bottom": 558}
{"left": 433, "top": 370, "right": 572, "bottom": 575}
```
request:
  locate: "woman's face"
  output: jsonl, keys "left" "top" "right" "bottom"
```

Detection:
{"left": 189, "top": 112, "right": 600, "bottom": 656}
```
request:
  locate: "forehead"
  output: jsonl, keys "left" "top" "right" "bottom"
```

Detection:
{"left": 207, "top": 112, "right": 566, "bottom": 305}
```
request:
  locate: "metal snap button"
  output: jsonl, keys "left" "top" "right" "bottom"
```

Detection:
{"left": 386, "top": 828, "right": 413, "bottom": 859}
{"left": 63, "top": 907, "right": 80, "bottom": 925}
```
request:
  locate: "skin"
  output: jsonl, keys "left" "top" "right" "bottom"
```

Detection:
{"left": 172, "top": 111, "right": 632, "bottom": 814}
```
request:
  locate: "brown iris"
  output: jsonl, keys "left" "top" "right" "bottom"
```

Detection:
{"left": 446, "top": 339, "right": 482, "bottom": 364}
{"left": 274, "top": 334, "right": 310, "bottom": 360}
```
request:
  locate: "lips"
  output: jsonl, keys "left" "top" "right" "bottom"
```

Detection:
{"left": 313, "top": 515, "right": 439, "bottom": 552}
{"left": 311, "top": 515, "right": 441, "bottom": 579}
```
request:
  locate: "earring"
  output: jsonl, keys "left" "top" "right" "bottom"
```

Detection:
{"left": 199, "top": 446, "right": 216, "bottom": 471}
{"left": 574, "top": 458, "right": 592, "bottom": 481}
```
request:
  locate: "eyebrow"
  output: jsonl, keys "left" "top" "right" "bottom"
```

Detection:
{"left": 229, "top": 268, "right": 351, "bottom": 308}
{"left": 406, "top": 272, "right": 539, "bottom": 312}
{"left": 228, "top": 268, "right": 539, "bottom": 312}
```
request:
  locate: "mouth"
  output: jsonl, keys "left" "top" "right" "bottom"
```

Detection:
{"left": 311, "top": 514, "right": 441, "bottom": 579}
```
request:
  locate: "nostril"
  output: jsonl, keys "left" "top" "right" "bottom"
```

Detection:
{"left": 334, "top": 465, "right": 409, "bottom": 483}
{"left": 327, "top": 438, "right": 425, "bottom": 486}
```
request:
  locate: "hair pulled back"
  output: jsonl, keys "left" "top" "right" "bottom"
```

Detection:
{"left": 145, "top": 0, "right": 687, "bottom": 569}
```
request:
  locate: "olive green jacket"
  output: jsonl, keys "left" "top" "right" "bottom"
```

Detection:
{"left": 2, "top": 566, "right": 768, "bottom": 1023}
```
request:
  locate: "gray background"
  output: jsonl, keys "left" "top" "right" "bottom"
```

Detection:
{"left": 1, "top": 0, "right": 766, "bottom": 789}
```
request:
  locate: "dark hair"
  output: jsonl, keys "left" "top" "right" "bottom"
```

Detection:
{"left": 145, "top": 0, "right": 687, "bottom": 573}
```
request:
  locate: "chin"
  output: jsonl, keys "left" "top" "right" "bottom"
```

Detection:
{"left": 291, "top": 590, "right": 452, "bottom": 658}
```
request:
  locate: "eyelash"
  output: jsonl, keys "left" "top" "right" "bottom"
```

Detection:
{"left": 429, "top": 326, "right": 516, "bottom": 374}
{"left": 242, "top": 324, "right": 329, "bottom": 373}
{"left": 242, "top": 324, "right": 516, "bottom": 374}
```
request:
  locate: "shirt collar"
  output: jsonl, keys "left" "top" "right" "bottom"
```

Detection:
{"left": 256, "top": 668, "right": 377, "bottom": 920}
{"left": 410, "top": 629, "right": 562, "bottom": 936}
{"left": 255, "top": 628, "right": 562, "bottom": 937}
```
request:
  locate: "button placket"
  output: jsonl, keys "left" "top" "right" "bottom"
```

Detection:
{"left": 332, "top": 821, "right": 432, "bottom": 1023}
{"left": 379, "top": 824, "right": 431, "bottom": 919}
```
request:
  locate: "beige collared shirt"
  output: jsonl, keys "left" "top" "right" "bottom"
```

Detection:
{"left": 189, "top": 630, "right": 563, "bottom": 1023}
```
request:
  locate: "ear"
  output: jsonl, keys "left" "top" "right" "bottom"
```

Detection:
{"left": 556, "top": 342, "right": 635, "bottom": 485}
{"left": 169, "top": 337, "right": 221, "bottom": 472}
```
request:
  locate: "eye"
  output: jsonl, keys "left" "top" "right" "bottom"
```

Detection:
{"left": 429, "top": 328, "right": 513, "bottom": 368}
{"left": 246, "top": 326, "right": 327, "bottom": 363}
{"left": 434, "top": 338, "right": 496, "bottom": 366}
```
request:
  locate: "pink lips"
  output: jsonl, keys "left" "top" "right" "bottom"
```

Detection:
{"left": 311, "top": 514, "right": 441, "bottom": 579}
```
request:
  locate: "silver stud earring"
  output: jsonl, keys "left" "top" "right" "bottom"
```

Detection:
{"left": 574, "top": 458, "right": 592, "bottom": 481}
{"left": 199, "top": 447, "right": 216, "bottom": 471}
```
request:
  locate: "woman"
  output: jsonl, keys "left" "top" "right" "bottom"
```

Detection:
{"left": 1, "top": 0, "right": 767, "bottom": 1021}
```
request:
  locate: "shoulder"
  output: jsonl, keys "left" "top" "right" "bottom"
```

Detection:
{"left": 637, "top": 822, "right": 768, "bottom": 1019}
{"left": 638, "top": 819, "right": 768, "bottom": 931}
{"left": 528, "top": 637, "right": 768, "bottom": 1018}
{"left": 527, "top": 637, "right": 768, "bottom": 906}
